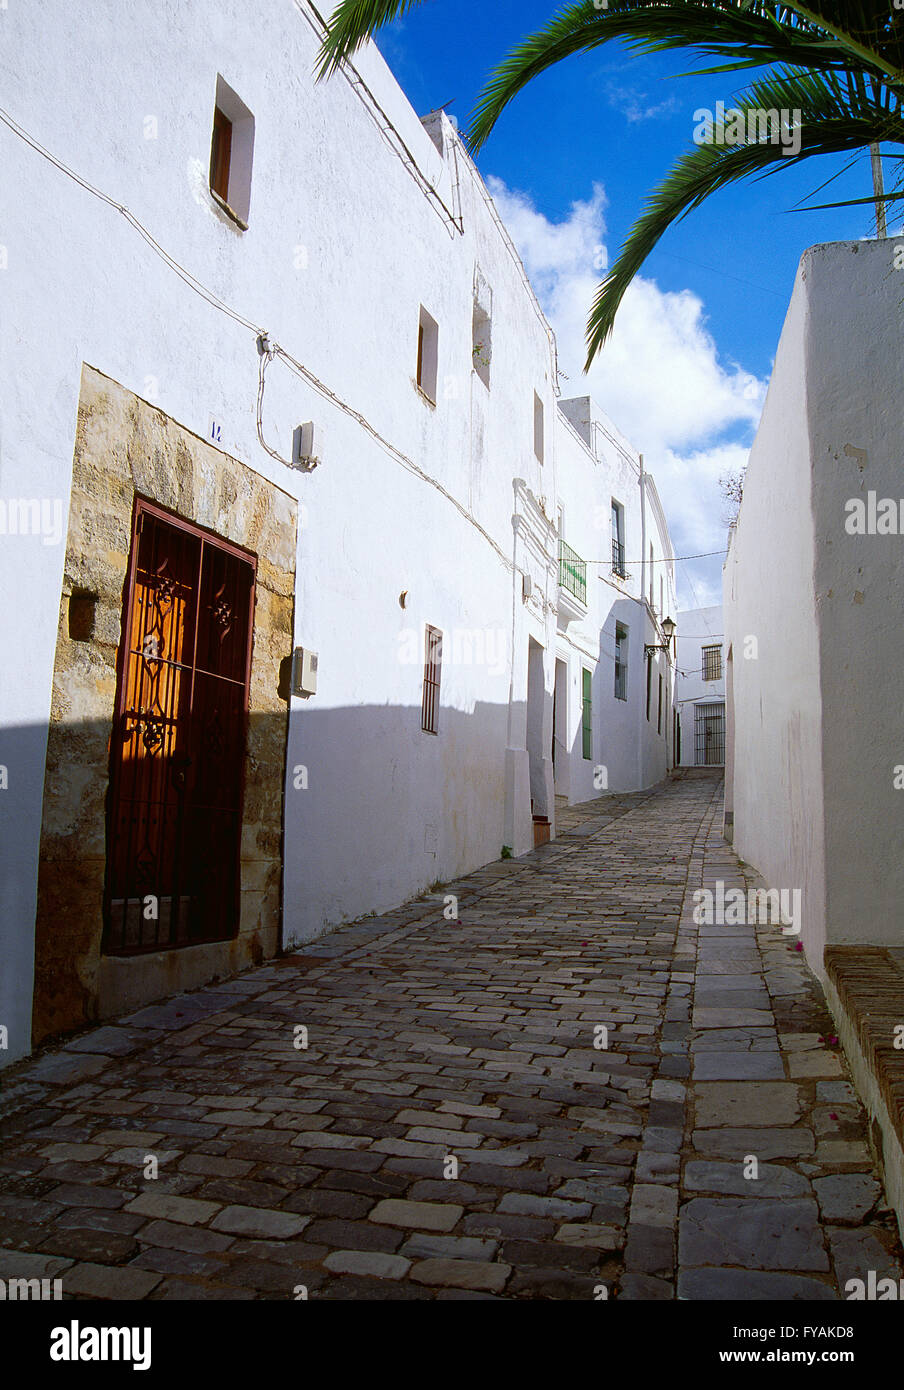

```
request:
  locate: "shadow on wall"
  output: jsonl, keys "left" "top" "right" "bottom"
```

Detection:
{"left": 1, "top": 695, "right": 531, "bottom": 1058}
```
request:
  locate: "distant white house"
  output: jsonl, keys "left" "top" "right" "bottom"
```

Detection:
{"left": 674, "top": 606, "right": 725, "bottom": 767}
{"left": 0, "top": 0, "right": 677, "bottom": 1062}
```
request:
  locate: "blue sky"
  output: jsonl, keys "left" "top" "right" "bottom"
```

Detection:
{"left": 365, "top": 1, "right": 895, "bottom": 607}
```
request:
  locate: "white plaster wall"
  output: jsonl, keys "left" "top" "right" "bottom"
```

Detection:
{"left": 0, "top": 0, "right": 557, "bottom": 1055}
{"left": 0, "top": 0, "right": 679, "bottom": 1057}
{"left": 804, "top": 241, "right": 904, "bottom": 950}
{"left": 728, "top": 237, "right": 904, "bottom": 969}
{"left": 724, "top": 247, "right": 828, "bottom": 971}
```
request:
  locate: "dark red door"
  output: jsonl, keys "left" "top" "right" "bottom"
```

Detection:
{"left": 104, "top": 500, "right": 256, "bottom": 953}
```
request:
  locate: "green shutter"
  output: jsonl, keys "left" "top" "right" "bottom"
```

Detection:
{"left": 582, "top": 668, "right": 592, "bottom": 760}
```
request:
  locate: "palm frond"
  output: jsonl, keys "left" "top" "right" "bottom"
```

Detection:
{"left": 467, "top": 0, "right": 904, "bottom": 153}
{"left": 316, "top": 0, "right": 428, "bottom": 78}
{"left": 790, "top": 189, "right": 904, "bottom": 210}
{"left": 584, "top": 65, "right": 904, "bottom": 366}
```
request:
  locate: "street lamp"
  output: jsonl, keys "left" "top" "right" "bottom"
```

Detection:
{"left": 645, "top": 616, "right": 676, "bottom": 658}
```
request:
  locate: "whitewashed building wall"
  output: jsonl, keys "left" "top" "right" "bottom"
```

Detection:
{"left": 724, "top": 237, "right": 904, "bottom": 974}
{"left": 0, "top": 0, "right": 677, "bottom": 1060}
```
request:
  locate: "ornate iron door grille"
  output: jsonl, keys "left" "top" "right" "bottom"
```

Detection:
{"left": 694, "top": 702, "right": 726, "bottom": 766}
{"left": 103, "top": 500, "right": 256, "bottom": 954}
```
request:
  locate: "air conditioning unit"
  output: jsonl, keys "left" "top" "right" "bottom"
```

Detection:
{"left": 292, "top": 647, "right": 318, "bottom": 696}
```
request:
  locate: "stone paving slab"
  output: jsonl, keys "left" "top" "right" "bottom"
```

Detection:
{"left": 1, "top": 774, "right": 901, "bottom": 1300}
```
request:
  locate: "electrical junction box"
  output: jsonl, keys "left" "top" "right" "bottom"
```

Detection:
{"left": 291, "top": 421, "right": 321, "bottom": 471}
{"left": 292, "top": 647, "right": 318, "bottom": 696}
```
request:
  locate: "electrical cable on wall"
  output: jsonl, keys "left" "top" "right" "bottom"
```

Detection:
{"left": 0, "top": 102, "right": 518, "bottom": 572}
{"left": 0, "top": 93, "right": 706, "bottom": 596}
{"left": 256, "top": 338, "right": 295, "bottom": 469}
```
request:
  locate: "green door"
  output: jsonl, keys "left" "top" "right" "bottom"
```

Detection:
{"left": 582, "top": 668, "right": 592, "bottom": 760}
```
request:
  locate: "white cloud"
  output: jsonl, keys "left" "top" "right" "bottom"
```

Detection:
{"left": 604, "top": 83, "right": 680, "bottom": 124}
{"left": 487, "top": 176, "right": 767, "bottom": 608}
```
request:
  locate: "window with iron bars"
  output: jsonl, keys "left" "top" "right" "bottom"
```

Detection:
{"left": 614, "top": 622, "right": 628, "bottom": 700}
{"left": 611, "top": 501, "right": 627, "bottom": 578}
{"left": 422, "top": 625, "right": 442, "bottom": 733}
{"left": 702, "top": 643, "right": 723, "bottom": 681}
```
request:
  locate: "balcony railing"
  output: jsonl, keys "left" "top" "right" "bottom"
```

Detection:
{"left": 558, "top": 538, "right": 587, "bottom": 606}
{"left": 611, "top": 538, "right": 627, "bottom": 578}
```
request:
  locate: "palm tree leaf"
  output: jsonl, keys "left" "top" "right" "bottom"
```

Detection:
{"left": 318, "top": 1, "right": 904, "bottom": 97}
{"left": 584, "top": 66, "right": 904, "bottom": 365}
{"left": 317, "top": 0, "right": 428, "bottom": 77}
{"left": 467, "top": 0, "right": 904, "bottom": 154}
{"left": 790, "top": 189, "right": 904, "bottom": 209}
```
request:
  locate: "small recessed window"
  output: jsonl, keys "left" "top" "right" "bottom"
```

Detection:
{"left": 472, "top": 271, "right": 492, "bottom": 389}
{"left": 646, "top": 650, "right": 652, "bottom": 721}
{"left": 209, "top": 76, "right": 254, "bottom": 227}
{"left": 534, "top": 392, "right": 545, "bottom": 464}
{"left": 614, "top": 622, "right": 628, "bottom": 700}
{"left": 702, "top": 644, "right": 723, "bottom": 681}
{"left": 417, "top": 306, "right": 439, "bottom": 404}
{"left": 611, "top": 501, "right": 626, "bottom": 577}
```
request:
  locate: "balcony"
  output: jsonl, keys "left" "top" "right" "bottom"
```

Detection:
{"left": 611, "top": 537, "right": 628, "bottom": 579}
{"left": 557, "top": 538, "right": 587, "bottom": 626}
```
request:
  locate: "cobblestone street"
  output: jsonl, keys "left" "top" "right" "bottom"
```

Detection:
{"left": 2, "top": 772, "right": 901, "bottom": 1300}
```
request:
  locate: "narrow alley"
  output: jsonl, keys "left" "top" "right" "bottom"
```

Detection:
{"left": 1, "top": 774, "right": 899, "bottom": 1300}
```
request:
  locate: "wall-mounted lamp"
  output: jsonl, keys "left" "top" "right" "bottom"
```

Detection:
{"left": 644, "top": 615, "right": 676, "bottom": 658}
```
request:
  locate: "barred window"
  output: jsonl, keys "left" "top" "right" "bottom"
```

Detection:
{"left": 611, "top": 501, "right": 626, "bottom": 578}
{"left": 614, "top": 622, "right": 628, "bottom": 700}
{"left": 422, "top": 625, "right": 442, "bottom": 733}
{"left": 702, "top": 644, "right": 723, "bottom": 681}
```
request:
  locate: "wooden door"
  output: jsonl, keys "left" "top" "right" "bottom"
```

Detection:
{"left": 104, "top": 500, "right": 255, "bottom": 953}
